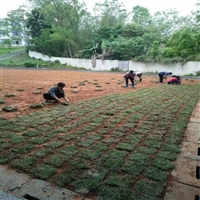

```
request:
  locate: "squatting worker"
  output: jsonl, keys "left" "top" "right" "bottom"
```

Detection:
{"left": 124, "top": 70, "right": 135, "bottom": 88}
{"left": 43, "top": 82, "right": 69, "bottom": 104}
{"left": 158, "top": 71, "right": 172, "bottom": 83}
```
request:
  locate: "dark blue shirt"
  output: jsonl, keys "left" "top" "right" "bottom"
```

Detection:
{"left": 159, "top": 71, "right": 170, "bottom": 76}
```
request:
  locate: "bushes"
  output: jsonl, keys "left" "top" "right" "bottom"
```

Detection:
{"left": 111, "top": 67, "right": 122, "bottom": 72}
{"left": 24, "top": 62, "right": 37, "bottom": 68}
{"left": 196, "top": 71, "right": 200, "bottom": 76}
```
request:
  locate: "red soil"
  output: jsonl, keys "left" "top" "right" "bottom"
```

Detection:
{"left": 0, "top": 69, "right": 199, "bottom": 119}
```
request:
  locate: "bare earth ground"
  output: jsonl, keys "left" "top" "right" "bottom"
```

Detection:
{"left": 0, "top": 69, "right": 199, "bottom": 119}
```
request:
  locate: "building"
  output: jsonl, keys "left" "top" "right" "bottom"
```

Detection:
{"left": 0, "top": 18, "right": 30, "bottom": 46}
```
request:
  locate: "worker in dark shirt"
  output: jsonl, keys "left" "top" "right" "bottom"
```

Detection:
{"left": 158, "top": 71, "right": 172, "bottom": 83}
{"left": 124, "top": 70, "right": 136, "bottom": 88}
{"left": 43, "top": 82, "right": 69, "bottom": 104}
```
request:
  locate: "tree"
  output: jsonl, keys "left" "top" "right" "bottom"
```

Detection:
{"left": 163, "top": 28, "right": 198, "bottom": 58}
{"left": 132, "top": 5, "right": 151, "bottom": 26}
{"left": 151, "top": 41, "right": 160, "bottom": 59}
{"left": 27, "top": 0, "right": 88, "bottom": 57}
{"left": 6, "top": 6, "right": 30, "bottom": 42}
{"left": 26, "top": 8, "right": 51, "bottom": 38}
{"left": 93, "top": 0, "right": 128, "bottom": 28}
{"left": 3, "top": 39, "right": 12, "bottom": 48}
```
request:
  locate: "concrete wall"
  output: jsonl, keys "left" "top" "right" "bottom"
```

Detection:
{"left": 29, "top": 51, "right": 200, "bottom": 75}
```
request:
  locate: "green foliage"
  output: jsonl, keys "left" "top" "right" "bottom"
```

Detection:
{"left": 163, "top": 27, "right": 199, "bottom": 59}
{"left": 26, "top": 8, "right": 51, "bottom": 38}
{"left": 24, "top": 62, "right": 37, "bottom": 68}
{"left": 3, "top": 39, "right": 12, "bottom": 48}
{"left": 196, "top": 71, "right": 200, "bottom": 76}
{"left": 110, "top": 67, "right": 121, "bottom": 72}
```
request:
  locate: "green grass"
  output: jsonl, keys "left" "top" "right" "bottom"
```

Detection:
{"left": 0, "top": 53, "right": 87, "bottom": 69}
{"left": 0, "top": 46, "right": 25, "bottom": 56}
{"left": 31, "top": 164, "right": 57, "bottom": 180}
{"left": 1, "top": 84, "right": 200, "bottom": 199}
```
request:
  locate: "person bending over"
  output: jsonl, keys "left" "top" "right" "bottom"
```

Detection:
{"left": 158, "top": 71, "right": 172, "bottom": 83}
{"left": 135, "top": 71, "right": 143, "bottom": 82}
{"left": 43, "top": 82, "right": 69, "bottom": 104}
{"left": 124, "top": 70, "right": 135, "bottom": 88}
{"left": 167, "top": 76, "right": 181, "bottom": 84}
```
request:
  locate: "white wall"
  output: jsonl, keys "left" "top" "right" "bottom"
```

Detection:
{"left": 29, "top": 51, "right": 200, "bottom": 75}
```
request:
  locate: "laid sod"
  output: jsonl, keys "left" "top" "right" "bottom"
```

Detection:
{"left": 0, "top": 84, "right": 199, "bottom": 200}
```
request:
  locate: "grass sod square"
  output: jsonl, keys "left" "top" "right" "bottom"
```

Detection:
{"left": 44, "top": 154, "right": 69, "bottom": 167}
{"left": 122, "top": 161, "right": 146, "bottom": 176}
{"left": 116, "top": 143, "right": 136, "bottom": 151}
{"left": 30, "top": 137, "right": 49, "bottom": 144}
{"left": 164, "top": 135, "right": 183, "bottom": 145}
{"left": 5, "top": 93, "right": 15, "bottom": 97}
{"left": 44, "top": 141, "right": 64, "bottom": 149}
{"left": 90, "top": 142, "right": 109, "bottom": 151}
{"left": 43, "top": 131, "right": 59, "bottom": 138}
{"left": 143, "top": 166, "right": 168, "bottom": 182}
{"left": 102, "top": 138, "right": 120, "bottom": 144}
{"left": 0, "top": 142, "right": 12, "bottom": 152}
{"left": 128, "top": 152, "right": 150, "bottom": 166}
{"left": 0, "top": 153, "right": 19, "bottom": 164}
{"left": 69, "top": 158, "right": 89, "bottom": 169}
{"left": 111, "top": 131, "right": 126, "bottom": 138}
{"left": 79, "top": 149, "right": 102, "bottom": 160}
{"left": 36, "top": 125, "right": 53, "bottom": 132}
{"left": 11, "top": 144, "right": 35, "bottom": 154}
{"left": 144, "top": 139, "right": 162, "bottom": 149}
{"left": 31, "top": 164, "right": 57, "bottom": 180}
{"left": 7, "top": 133, "right": 26, "bottom": 144}
{"left": 0, "top": 99, "right": 6, "bottom": 104}
{"left": 60, "top": 145, "right": 79, "bottom": 156}
{"left": 72, "top": 176, "right": 103, "bottom": 192}
{"left": 133, "top": 179, "right": 165, "bottom": 199}
{"left": 106, "top": 174, "right": 133, "bottom": 188}
{"left": 31, "top": 147, "right": 52, "bottom": 158}
{"left": 151, "top": 157, "right": 175, "bottom": 171}
{"left": 76, "top": 139, "right": 95, "bottom": 147}
{"left": 87, "top": 134, "right": 103, "bottom": 141}
{"left": 98, "top": 185, "right": 134, "bottom": 200}
{"left": 104, "top": 158, "right": 124, "bottom": 172}
{"left": 162, "top": 143, "right": 181, "bottom": 153}
{"left": 157, "top": 151, "right": 178, "bottom": 161}
{"left": 23, "top": 129, "right": 41, "bottom": 137}
{"left": 107, "top": 149, "right": 128, "bottom": 159}
{"left": 51, "top": 171, "right": 74, "bottom": 187}
{"left": 135, "top": 146, "right": 157, "bottom": 155}
{"left": 11, "top": 156, "right": 36, "bottom": 172}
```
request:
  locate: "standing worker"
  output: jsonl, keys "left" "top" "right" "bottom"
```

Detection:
{"left": 124, "top": 70, "right": 135, "bottom": 88}
{"left": 158, "top": 71, "right": 172, "bottom": 83}
{"left": 43, "top": 82, "right": 70, "bottom": 104}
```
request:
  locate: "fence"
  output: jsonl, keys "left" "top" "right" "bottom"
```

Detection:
{"left": 29, "top": 51, "right": 200, "bottom": 76}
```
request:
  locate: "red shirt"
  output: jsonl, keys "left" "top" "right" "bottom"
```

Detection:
{"left": 124, "top": 72, "right": 135, "bottom": 78}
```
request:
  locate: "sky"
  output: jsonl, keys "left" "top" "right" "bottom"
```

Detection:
{"left": 0, "top": 0, "right": 198, "bottom": 18}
